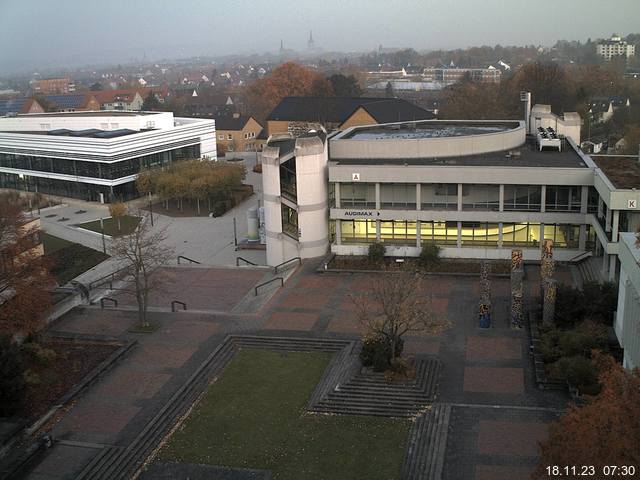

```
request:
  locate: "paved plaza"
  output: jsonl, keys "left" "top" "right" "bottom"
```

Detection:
{"left": 23, "top": 258, "right": 569, "bottom": 479}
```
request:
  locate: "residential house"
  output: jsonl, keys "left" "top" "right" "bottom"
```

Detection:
{"left": 31, "top": 77, "right": 75, "bottom": 95}
{"left": 265, "top": 96, "right": 436, "bottom": 137}
{"left": 0, "top": 98, "right": 44, "bottom": 116}
{"left": 93, "top": 89, "right": 145, "bottom": 111}
{"left": 42, "top": 94, "right": 101, "bottom": 112}
{"left": 215, "top": 113, "right": 263, "bottom": 152}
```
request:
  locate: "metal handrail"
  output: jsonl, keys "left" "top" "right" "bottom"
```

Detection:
{"left": 88, "top": 266, "right": 129, "bottom": 290}
{"left": 236, "top": 256, "right": 258, "bottom": 266}
{"left": 177, "top": 255, "right": 201, "bottom": 265}
{"left": 569, "top": 251, "right": 593, "bottom": 263}
{"left": 274, "top": 256, "right": 301, "bottom": 274}
{"left": 100, "top": 297, "right": 118, "bottom": 309}
{"left": 254, "top": 277, "right": 283, "bottom": 296}
{"left": 171, "top": 300, "right": 187, "bottom": 312}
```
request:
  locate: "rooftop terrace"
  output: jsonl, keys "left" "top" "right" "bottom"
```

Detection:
{"left": 343, "top": 121, "right": 518, "bottom": 140}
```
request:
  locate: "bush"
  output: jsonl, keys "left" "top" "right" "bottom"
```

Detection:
{"left": 21, "top": 342, "right": 57, "bottom": 366}
{"left": 367, "top": 242, "right": 385, "bottom": 264}
{"left": 550, "top": 355, "right": 599, "bottom": 392}
{"left": 557, "top": 320, "right": 607, "bottom": 357}
{"left": 555, "top": 281, "right": 618, "bottom": 328}
{"left": 0, "top": 336, "right": 26, "bottom": 416}
{"left": 360, "top": 334, "right": 404, "bottom": 372}
{"left": 418, "top": 242, "right": 441, "bottom": 269}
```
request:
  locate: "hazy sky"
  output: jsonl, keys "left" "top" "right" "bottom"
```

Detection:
{"left": 1, "top": 0, "right": 639, "bottom": 74}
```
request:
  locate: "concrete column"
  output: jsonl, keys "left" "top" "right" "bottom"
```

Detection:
{"left": 335, "top": 219, "right": 341, "bottom": 245}
{"left": 457, "top": 184, "right": 463, "bottom": 212}
{"left": 375, "top": 183, "right": 380, "bottom": 210}
{"left": 580, "top": 185, "right": 588, "bottom": 214}
{"left": 540, "top": 185, "right": 546, "bottom": 213}
{"left": 375, "top": 219, "right": 380, "bottom": 241}
{"left": 416, "top": 220, "right": 421, "bottom": 247}
{"left": 602, "top": 252, "right": 609, "bottom": 279}
{"left": 609, "top": 255, "right": 617, "bottom": 282}
{"left": 457, "top": 221, "right": 462, "bottom": 248}
{"left": 612, "top": 210, "right": 620, "bottom": 242}
{"left": 579, "top": 224, "right": 587, "bottom": 251}
{"left": 499, "top": 184, "right": 504, "bottom": 212}
{"left": 416, "top": 183, "right": 421, "bottom": 211}
{"left": 597, "top": 197, "right": 603, "bottom": 218}
{"left": 334, "top": 182, "right": 341, "bottom": 208}
{"left": 605, "top": 206, "right": 612, "bottom": 232}
{"left": 498, "top": 222, "right": 503, "bottom": 248}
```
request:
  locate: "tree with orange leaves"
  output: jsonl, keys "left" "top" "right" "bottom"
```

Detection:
{"left": 532, "top": 352, "right": 640, "bottom": 479}
{"left": 0, "top": 194, "right": 54, "bottom": 337}
{"left": 245, "top": 62, "right": 334, "bottom": 121}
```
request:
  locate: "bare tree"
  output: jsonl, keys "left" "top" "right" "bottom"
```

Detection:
{"left": 109, "top": 213, "right": 174, "bottom": 327}
{"left": 108, "top": 200, "right": 127, "bottom": 233}
{"left": 351, "top": 272, "right": 450, "bottom": 359}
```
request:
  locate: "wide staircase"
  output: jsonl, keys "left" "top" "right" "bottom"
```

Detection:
{"left": 573, "top": 255, "right": 604, "bottom": 287}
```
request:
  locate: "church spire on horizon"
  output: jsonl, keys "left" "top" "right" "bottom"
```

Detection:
{"left": 308, "top": 30, "right": 315, "bottom": 50}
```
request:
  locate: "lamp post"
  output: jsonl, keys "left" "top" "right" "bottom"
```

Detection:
{"left": 148, "top": 191, "right": 154, "bottom": 226}
{"left": 100, "top": 217, "right": 106, "bottom": 254}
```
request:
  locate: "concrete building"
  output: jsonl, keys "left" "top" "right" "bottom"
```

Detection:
{"left": 0, "top": 111, "right": 216, "bottom": 202}
{"left": 597, "top": 34, "right": 636, "bottom": 60}
{"left": 261, "top": 103, "right": 640, "bottom": 285}
{"left": 261, "top": 132, "right": 329, "bottom": 266}
{"left": 615, "top": 232, "right": 640, "bottom": 370}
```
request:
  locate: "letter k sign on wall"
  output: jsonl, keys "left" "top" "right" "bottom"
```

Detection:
{"left": 352, "top": 173, "right": 360, "bottom": 181}
{"left": 628, "top": 199, "right": 637, "bottom": 209}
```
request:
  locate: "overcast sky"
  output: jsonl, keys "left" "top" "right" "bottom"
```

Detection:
{"left": 1, "top": 0, "right": 639, "bottom": 74}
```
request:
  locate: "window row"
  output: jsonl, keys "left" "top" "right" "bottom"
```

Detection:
{"left": 339, "top": 220, "right": 582, "bottom": 249}
{"left": 0, "top": 145, "right": 200, "bottom": 180}
{"left": 334, "top": 183, "right": 592, "bottom": 213}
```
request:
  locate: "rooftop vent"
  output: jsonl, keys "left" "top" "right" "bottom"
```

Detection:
{"left": 536, "top": 127, "right": 561, "bottom": 152}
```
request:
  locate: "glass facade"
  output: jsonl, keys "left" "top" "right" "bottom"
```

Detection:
{"left": 341, "top": 220, "right": 376, "bottom": 243}
{"left": 503, "top": 185, "right": 542, "bottom": 211}
{"left": 340, "top": 183, "right": 375, "bottom": 208}
{"left": 461, "top": 185, "right": 500, "bottom": 211}
{"left": 0, "top": 144, "right": 200, "bottom": 202}
{"left": 421, "top": 184, "right": 457, "bottom": 210}
{"left": 543, "top": 224, "right": 580, "bottom": 248}
{"left": 501, "top": 222, "right": 541, "bottom": 247}
{"left": 380, "top": 184, "right": 416, "bottom": 209}
{"left": 380, "top": 220, "right": 417, "bottom": 244}
{"left": 279, "top": 158, "right": 296, "bottom": 202}
{"left": 460, "top": 222, "right": 500, "bottom": 246}
{"left": 545, "top": 186, "right": 581, "bottom": 212}
{"left": 281, "top": 204, "right": 298, "bottom": 239}
{"left": 420, "top": 221, "right": 458, "bottom": 245}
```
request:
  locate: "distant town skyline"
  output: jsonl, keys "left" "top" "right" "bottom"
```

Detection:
{"left": 1, "top": 0, "right": 639, "bottom": 74}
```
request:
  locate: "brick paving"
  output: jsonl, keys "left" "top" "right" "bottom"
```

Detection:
{"left": 26, "top": 258, "right": 573, "bottom": 480}
{"left": 463, "top": 366, "right": 525, "bottom": 394}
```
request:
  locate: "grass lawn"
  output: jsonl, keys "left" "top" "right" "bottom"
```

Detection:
{"left": 160, "top": 349, "right": 410, "bottom": 480}
{"left": 42, "top": 233, "right": 110, "bottom": 284}
{"left": 75, "top": 215, "right": 140, "bottom": 237}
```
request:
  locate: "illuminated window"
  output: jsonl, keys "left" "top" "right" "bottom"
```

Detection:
{"left": 502, "top": 222, "right": 541, "bottom": 247}
{"left": 421, "top": 221, "right": 457, "bottom": 245}
{"left": 341, "top": 220, "right": 376, "bottom": 243}
{"left": 460, "top": 222, "right": 500, "bottom": 246}
{"left": 543, "top": 224, "right": 580, "bottom": 249}
{"left": 380, "top": 220, "right": 417, "bottom": 244}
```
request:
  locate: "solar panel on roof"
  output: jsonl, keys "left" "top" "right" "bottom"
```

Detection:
{"left": 70, "top": 129, "right": 103, "bottom": 137}
{"left": 92, "top": 129, "right": 137, "bottom": 138}
{"left": 48, "top": 129, "right": 72, "bottom": 135}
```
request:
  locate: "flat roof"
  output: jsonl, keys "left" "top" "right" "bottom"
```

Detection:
{"left": 15, "top": 110, "right": 157, "bottom": 118}
{"left": 0, "top": 128, "right": 145, "bottom": 138}
{"left": 343, "top": 121, "right": 518, "bottom": 140}
{"left": 331, "top": 141, "right": 588, "bottom": 169}
{"left": 592, "top": 155, "right": 640, "bottom": 189}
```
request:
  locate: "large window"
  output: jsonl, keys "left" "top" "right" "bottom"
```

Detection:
{"left": 460, "top": 222, "right": 500, "bottom": 246}
{"left": 545, "top": 186, "right": 581, "bottom": 212}
{"left": 587, "top": 186, "right": 599, "bottom": 214}
{"left": 502, "top": 222, "right": 541, "bottom": 247}
{"left": 341, "top": 220, "right": 376, "bottom": 243}
{"left": 340, "top": 182, "right": 375, "bottom": 208}
{"left": 543, "top": 224, "right": 580, "bottom": 249}
{"left": 503, "top": 185, "right": 541, "bottom": 211}
{"left": 461, "top": 185, "right": 500, "bottom": 211}
{"left": 380, "top": 184, "right": 416, "bottom": 209}
{"left": 279, "top": 158, "right": 297, "bottom": 202}
{"left": 281, "top": 204, "right": 298, "bottom": 239}
{"left": 421, "top": 184, "right": 457, "bottom": 210}
{"left": 420, "top": 221, "right": 458, "bottom": 245}
{"left": 380, "top": 220, "right": 417, "bottom": 244}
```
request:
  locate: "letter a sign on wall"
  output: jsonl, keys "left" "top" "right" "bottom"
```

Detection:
{"left": 352, "top": 173, "right": 360, "bottom": 181}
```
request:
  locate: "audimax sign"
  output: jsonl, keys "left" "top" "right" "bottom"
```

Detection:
{"left": 344, "top": 210, "right": 381, "bottom": 217}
